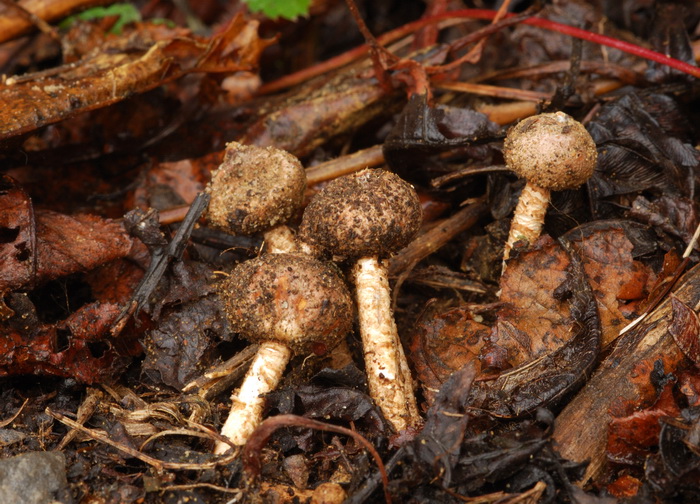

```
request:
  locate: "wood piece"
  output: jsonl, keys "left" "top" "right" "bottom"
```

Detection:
{"left": 0, "top": 0, "right": 111, "bottom": 44}
{"left": 305, "top": 145, "right": 385, "bottom": 186}
{"left": 388, "top": 198, "right": 488, "bottom": 277}
{"left": 552, "top": 263, "right": 700, "bottom": 484}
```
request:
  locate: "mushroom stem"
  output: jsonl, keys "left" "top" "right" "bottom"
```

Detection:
{"left": 215, "top": 340, "right": 292, "bottom": 454}
{"left": 502, "top": 184, "right": 550, "bottom": 263}
{"left": 353, "top": 256, "right": 419, "bottom": 432}
{"left": 263, "top": 225, "right": 299, "bottom": 254}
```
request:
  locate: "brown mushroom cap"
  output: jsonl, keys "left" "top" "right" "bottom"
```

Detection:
{"left": 299, "top": 169, "right": 422, "bottom": 258}
{"left": 207, "top": 142, "right": 306, "bottom": 235}
{"left": 218, "top": 253, "right": 353, "bottom": 354}
{"left": 503, "top": 112, "right": 597, "bottom": 191}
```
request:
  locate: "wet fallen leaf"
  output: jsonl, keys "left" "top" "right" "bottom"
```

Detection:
{"left": 408, "top": 300, "right": 486, "bottom": 403}
{"left": 0, "top": 300, "right": 128, "bottom": 383}
{"left": 606, "top": 380, "right": 680, "bottom": 467}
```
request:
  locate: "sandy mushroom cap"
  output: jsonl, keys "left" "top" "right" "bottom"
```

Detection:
{"left": 218, "top": 253, "right": 353, "bottom": 354}
{"left": 207, "top": 142, "right": 306, "bottom": 235}
{"left": 299, "top": 169, "right": 422, "bottom": 258}
{"left": 503, "top": 112, "right": 597, "bottom": 191}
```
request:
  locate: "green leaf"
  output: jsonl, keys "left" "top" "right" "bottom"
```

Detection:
{"left": 242, "top": 0, "right": 311, "bottom": 20}
{"left": 59, "top": 3, "right": 142, "bottom": 34}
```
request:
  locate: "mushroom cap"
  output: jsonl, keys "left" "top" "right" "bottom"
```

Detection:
{"left": 503, "top": 112, "right": 597, "bottom": 191}
{"left": 299, "top": 169, "right": 422, "bottom": 258}
{"left": 207, "top": 142, "right": 306, "bottom": 235}
{"left": 218, "top": 253, "right": 353, "bottom": 354}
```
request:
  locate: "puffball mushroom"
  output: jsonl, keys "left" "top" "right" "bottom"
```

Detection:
{"left": 502, "top": 112, "right": 597, "bottom": 265}
{"left": 207, "top": 142, "right": 306, "bottom": 254}
{"left": 214, "top": 253, "right": 353, "bottom": 453}
{"left": 299, "top": 169, "right": 422, "bottom": 432}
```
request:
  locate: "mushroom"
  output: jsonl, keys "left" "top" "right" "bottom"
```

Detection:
{"left": 214, "top": 253, "right": 353, "bottom": 453}
{"left": 502, "top": 112, "right": 597, "bottom": 266}
{"left": 207, "top": 142, "right": 306, "bottom": 254}
{"left": 299, "top": 169, "right": 422, "bottom": 432}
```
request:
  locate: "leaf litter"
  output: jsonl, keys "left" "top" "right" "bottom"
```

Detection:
{"left": 1, "top": 0, "right": 700, "bottom": 503}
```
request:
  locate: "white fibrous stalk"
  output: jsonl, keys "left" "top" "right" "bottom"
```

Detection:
{"left": 215, "top": 341, "right": 292, "bottom": 453}
{"left": 263, "top": 225, "right": 299, "bottom": 254}
{"left": 503, "top": 184, "right": 550, "bottom": 264}
{"left": 353, "top": 256, "right": 419, "bottom": 432}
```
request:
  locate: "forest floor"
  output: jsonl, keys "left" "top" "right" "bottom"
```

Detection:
{"left": 1, "top": 1, "right": 700, "bottom": 503}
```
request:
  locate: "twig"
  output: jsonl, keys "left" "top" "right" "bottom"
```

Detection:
{"left": 47, "top": 408, "right": 238, "bottom": 470}
{"left": 260, "top": 8, "right": 700, "bottom": 95}
{"left": 160, "top": 482, "right": 242, "bottom": 495}
{"left": 57, "top": 388, "right": 102, "bottom": 450}
{"left": 0, "top": 398, "right": 28, "bottom": 428}
{"left": 305, "top": 145, "right": 385, "bottom": 186}
{"left": 242, "top": 414, "right": 392, "bottom": 504}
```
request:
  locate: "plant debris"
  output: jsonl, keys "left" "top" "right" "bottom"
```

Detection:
{"left": 1, "top": 0, "right": 700, "bottom": 503}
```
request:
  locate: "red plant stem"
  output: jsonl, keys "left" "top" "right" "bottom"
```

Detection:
{"left": 259, "top": 8, "right": 699, "bottom": 94}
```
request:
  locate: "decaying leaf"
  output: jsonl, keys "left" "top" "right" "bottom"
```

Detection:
{"left": 0, "top": 300, "right": 128, "bottom": 383}
{"left": 141, "top": 293, "right": 229, "bottom": 390}
{"left": 587, "top": 92, "right": 698, "bottom": 217}
{"left": 645, "top": 408, "right": 700, "bottom": 500}
{"left": 566, "top": 220, "right": 655, "bottom": 347}
{"left": 472, "top": 238, "right": 601, "bottom": 418}
{"left": 34, "top": 211, "right": 133, "bottom": 284}
{"left": 383, "top": 93, "right": 501, "bottom": 183}
{"left": 0, "top": 176, "right": 35, "bottom": 318}
{"left": 1, "top": 176, "right": 133, "bottom": 320}
{"left": 606, "top": 380, "right": 680, "bottom": 467}
{"left": 410, "top": 220, "right": 656, "bottom": 414}
{"left": 408, "top": 301, "right": 487, "bottom": 403}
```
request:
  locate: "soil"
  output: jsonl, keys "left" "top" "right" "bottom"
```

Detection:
{"left": 1, "top": 1, "right": 700, "bottom": 503}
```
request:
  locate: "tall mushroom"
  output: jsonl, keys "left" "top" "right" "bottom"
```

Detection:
{"left": 502, "top": 112, "right": 597, "bottom": 266}
{"left": 299, "top": 169, "right": 422, "bottom": 432}
{"left": 207, "top": 141, "right": 306, "bottom": 254}
{"left": 214, "top": 253, "right": 353, "bottom": 453}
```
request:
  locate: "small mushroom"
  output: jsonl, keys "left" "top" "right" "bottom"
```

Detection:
{"left": 502, "top": 112, "right": 597, "bottom": 267}
{"left": 207, "top": 142, "right": 306, "bottom": 254}
{"left": 214, "top": 253, "right": 353, "bottom": 453}
{"left": 299, "top": 169, "right": 422, "bottom": 432}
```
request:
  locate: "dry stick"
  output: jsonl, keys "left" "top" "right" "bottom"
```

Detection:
{"left": 182, "top": 344, "right": 259, "bottom": 400}
{"left": 305, "top": 145, "right": 386, "bottom": 186}
{"left": 47, "top": 408, "right": 238, "bottom": 470}
{"left": 0, "top": 398, "right": 28, "bottom": 428}
{"left": 389, "top": 198, "right": 489, "bottom": 277}
{"left": 552, "top": 262, "right": 700, "bottom": 484}
{"left": 56, "top": 387, "right": 103, "bottom": 450}
{"left": 435, "top": 81, "right": 551, "bottom": 102}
